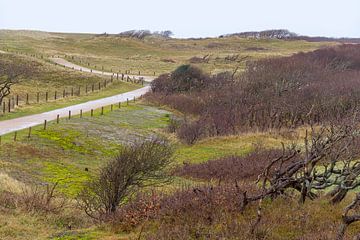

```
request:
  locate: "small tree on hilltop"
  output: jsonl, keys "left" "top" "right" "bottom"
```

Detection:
{"left": 78, "top": 137, "right": 174, "bottom": 220}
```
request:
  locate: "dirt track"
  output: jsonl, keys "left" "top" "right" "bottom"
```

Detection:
{"left": 49, "top": 57, "right": 155, "bottom": 82}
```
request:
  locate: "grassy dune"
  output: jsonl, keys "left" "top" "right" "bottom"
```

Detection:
{"left": 0, "top": 30, "right": 336, "bottom": 75}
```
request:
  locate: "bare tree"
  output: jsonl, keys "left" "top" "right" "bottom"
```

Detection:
{"left": 0, "top": 57, "right": 34, "bottom": 105}
{"left": 78, "top": 137, "right": 174, "bottom": 220}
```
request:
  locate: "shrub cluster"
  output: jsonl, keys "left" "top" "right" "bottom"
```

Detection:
{"left": 148, "top": 45, "right": 360, "bottom": 143}
{"left": 174, "top": 149, "right": 282, "bottom": 182}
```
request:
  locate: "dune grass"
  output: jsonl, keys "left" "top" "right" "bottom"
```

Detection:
{"left": 0, "top": 30, "right": 336, "bottom": 76}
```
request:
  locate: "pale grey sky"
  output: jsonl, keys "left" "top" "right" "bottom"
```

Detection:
{"left": 0, "top": 0, "right": 359, "bottom": 38}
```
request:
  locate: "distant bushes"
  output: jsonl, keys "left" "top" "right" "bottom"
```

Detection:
{"left": 151, "top": 65, "right": 209, "bottom": 94}
{"left": 148, "top": 45, "right": 360, "bottom": 144}
{"left": 117, "top": 30, "right": 173, "bottom": 39}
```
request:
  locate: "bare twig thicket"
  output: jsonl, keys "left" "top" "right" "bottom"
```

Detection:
{"left": 148, "top": 44, "right": 360, "bottom": 144}
{"left": 77, "top": 137, "right": 174, "bottom": 220}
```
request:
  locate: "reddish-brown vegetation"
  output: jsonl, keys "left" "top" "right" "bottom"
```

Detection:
{"left": 174, "top": 149, "right": 281, "bottom": 182}
{"left": 148, "top": 44, "right": 360, "bottom": 144}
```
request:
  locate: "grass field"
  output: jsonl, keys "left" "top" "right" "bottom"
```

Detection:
{"left": 0, "top": 52, "right": 141, "bottom": 120}
{"left": 0, "top": 101, "right": 295, "bottom": 239}
{"left": 0, "top": 30, "right": 350, "bottom": 239}
{"left": 0, "top": 30, "right": 336, "bottom": 76}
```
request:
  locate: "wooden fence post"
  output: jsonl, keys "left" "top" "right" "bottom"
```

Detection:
{"left": 26, "top": 93, "right": 29, "bottom": 104}
{"left": 101, "top": 107, "right": 104, "bottom": 115}
{"left": 91, "top": 109, "right": 93, "bottom": 117}
{"left": 127, "top": 98, "right": 129, "bottom": 105}
{"left": 8, "top": 99, "right": 11, "bottom": 112}
{"left": 16, "top": 95, "right": 19, "bottom": 106}
{"left": 44, "top": 120, "right": 47, "bottom": 130}
{"left": 28, "top": 127, "right": 32, "bottom": 138}
{"left": 37, "top": 92, "right": 39, "bottom": 103}
{"left": 111, "top": 104, "right": 113, "bottom": 111}
{"left": 118, "top": 102, "right": 121, "bottom": 108}
{"left": 55, "top": 91, "right": 57, "bottom": 100}
{"left": 68, "top": 110, "right": 71, "bottom": 119}
{"left": 80, "top": 109, "right": 83, "bottom": 118}
{"left": 57, "top": 114, "right": 59, "bottom": 124}
{"left": 63, "top": 89, "right": 66, "bottom": 98}
{"left": 14, "top": 131, "right": 17, "bottom": 141}
{"left": 3, "top": 102, "right": 5, "bottom": 113}
{"left": 46, "top": 92, "right": 48, "bottom": 102}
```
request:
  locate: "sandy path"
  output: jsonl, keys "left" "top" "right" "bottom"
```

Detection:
{"left": 49, "top": 57, "right": 155, "bottom": 82}
{"left": 0, "top": 86, "right": 150, "bottom": 135}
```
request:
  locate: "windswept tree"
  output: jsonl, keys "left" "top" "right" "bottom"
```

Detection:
{"left": 0, "top": 56, "right": 35, "bottom": 105}
{"left": 78, "top": 137, "right": 174, "bottom": 220}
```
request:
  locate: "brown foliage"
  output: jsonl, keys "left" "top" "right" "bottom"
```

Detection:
{"left": 174, "top": 149, "right": 282, "bottom": 182}
{"left": 148, "top": 45, "right": 360, "bottom": 143}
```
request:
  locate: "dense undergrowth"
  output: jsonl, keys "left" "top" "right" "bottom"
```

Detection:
{"left": 147, "top": 44, "right": 360, "bottom": 144}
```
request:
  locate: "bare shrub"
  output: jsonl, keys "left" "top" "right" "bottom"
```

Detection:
{"left": 19, "top": 182, "right": 66, "bottom": 214}
{"left": 147, "top": 45, "right": 360, "bottom": 143}
{"left": 77, "top": 137, "right": 174, "bottom": 220}
{"left": 176, "top": 120, "right": 203, "bottom": 144}
{"left": 151, "top": 65, "right": 209, "bottom": 94}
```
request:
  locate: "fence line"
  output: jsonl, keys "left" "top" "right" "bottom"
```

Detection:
{"left": 0, "top": 95, "right": 143, "bottom": 144}
{"left": 1, "top": 50, "right": 157, "bottom": 77}
{"left": 1, "top": 72, "right": 144, "bottom": 115}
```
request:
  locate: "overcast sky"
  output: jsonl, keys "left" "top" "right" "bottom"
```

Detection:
{"left": 0, "top": 0, "right": 359, "bottom": 38}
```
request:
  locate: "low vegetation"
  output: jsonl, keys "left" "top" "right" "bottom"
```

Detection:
{"left": 2, "top": 31, "right": 360, "bottom": 239}
{"left": 148, "top": 44, "right": 360, "bottom": 144}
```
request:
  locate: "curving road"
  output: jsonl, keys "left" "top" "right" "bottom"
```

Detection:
{"left": 50, "top": 57, "right": 155, "bottom": 82}
{"left": 0, "top": 86, "right": 150, "bottom": 135}
{"left": 0, "top": 55, "right": 157, "bottom": 135}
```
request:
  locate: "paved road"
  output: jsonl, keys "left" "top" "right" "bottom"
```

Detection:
{"left": 0, "top": 86, "right": 150, "bottom": 135}
{"left": 50, "top": 57, "right": 155, "bottom": 82}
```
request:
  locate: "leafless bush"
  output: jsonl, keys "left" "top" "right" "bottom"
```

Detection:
{"left": 0, "top": 181, "right": 66, "bottom": 214}
{"left": 19, "top": 182, "right": 66, "bottom": 214}
{"left": 147, "top": 45, "right": 360, "bottom": 143}
{"left": 77, "top": 137, "right": 174, "bottom": 220}
{"left": 176, "top": 120, "right": 204, "bottom": 144}
{"left": 151, "top": 65, "right": 209, "bottom": 94}
{"left": 239, "top": 121, "right": 360, "bottom": 215}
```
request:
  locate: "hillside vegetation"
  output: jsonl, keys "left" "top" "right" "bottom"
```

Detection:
{"left": 0, "top": 30, "right": 336, "bottom": 75}
{"left": 1, "top": 30, "right": 360, "bottom": 239}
